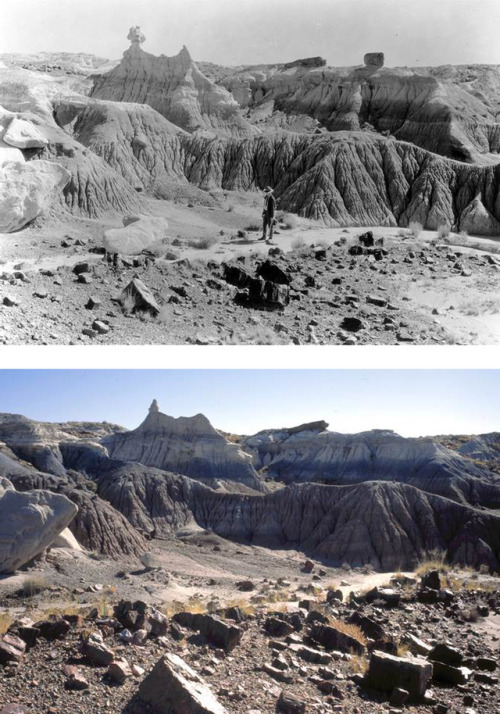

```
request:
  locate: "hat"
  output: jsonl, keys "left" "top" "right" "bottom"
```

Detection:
{"left": 263, "top": 186, "right": 273, "bottom": 193}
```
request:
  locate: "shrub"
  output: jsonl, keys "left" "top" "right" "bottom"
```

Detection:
{"left": 186, "top": 236, "right": 219, "bottom": 250}
{"left": 16, "top": 576, "right": 49, "bottom": 598}
{"left": 349, "top": 654, "right": 369, "bottom": 674}
{"left": 291, "top": 237, "right": 306, "bottom": 251}
{"left": 244, "top": 223, "right": 262, "bottom": 232}
{"left": 281, "top": 212, "right": 298, "bottom": 229}
{"left": 408, "top": 221, "right": 423, "bottom": 239}
{"left": 437, "top": 224, "right": 451, "bottom": 239}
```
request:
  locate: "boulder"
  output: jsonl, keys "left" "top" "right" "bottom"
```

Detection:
{"left": 172, "top": 613, "right": 243, "bottom": 652}
{"left": 459, "top": 195, "right": 500, "bottom": 236}
{"left": 3, "top": 117, "right": 48, "bottom": 149}
{"left": 120, "top": 278, "right": 160, "bottom": 315}
{"left": 247, "top": 277, "right": 290, "bottom": 310}
{"left": 432, "top": 661, "right": 472, "bottom": 686}
{"left": 138, "top": 652, "right": 228, "bottom": 713}
{"left": 0, "top": 478, "right": 77, "bottom": 574}
{"left": 429, "top": 643, "right": 463, "bottom": 666}
{"left": 81, "top": 632, "right": 115, "bottom": 666}
{"left": 365, "top": 650, "right": 432, "bottom": 699}
{"left": 309, "top": 623, "right": 365, "bottom": 655}
{"left": 421, "top": 570, "right": 441, "bottom": 590}
{"left": 0, "top": 634, "right": 26, "bottom": 665}
{"left": 256, "top": 260, "right": 291, "bottom": 285}
{"left": 364, "top": 53, "right": 385, "bottom": 68}
{"left": 0, "top": 147, "right": 25, "bottom": 166}
{"left": 277, "top": 690, "right": 306, "bottom": 713}
{"left": 102, "top": 215, "right": 168, "bottom": 255}
{"left": 0, "top": 160, "right": 70, "bottom": 233}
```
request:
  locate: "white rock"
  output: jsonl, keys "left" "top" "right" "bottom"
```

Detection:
{"left": 102, "top": 214, "right": 168, "bottom": 255}
{"left": 0, "top": 159, "right": 70, "bottom": 233}
{"left": 3, "top": 117, "right": 48, "bottom": 149}
{"left": 0, "top": 478, "right": 78, "bottom": 574}
{"left": 51, "top": 527, "right": 83, "bottom": 551}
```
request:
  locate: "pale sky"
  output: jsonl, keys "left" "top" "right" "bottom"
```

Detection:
{"left": 1, "top": 0, "right": 500, "bottom": 67}
{"left": 0, "top": 370, "right": 498, "bottom": 437}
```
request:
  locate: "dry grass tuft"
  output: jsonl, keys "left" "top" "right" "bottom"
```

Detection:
{"left": 397, "top": 643, "right": 411, "bottom": 658}
{"left": 281, "top": 212, "right": 299, "bottom": 229}
{"left": 163, "top": 595, "right": 207, "bottom": 617}
{"left": 186, "top": 236, "right": 219, "bottom": 250}
{"left": 407, "top": 221, "right": 423, "bottom": 239}
{"left": 0, "top": 613, "right": 14, "bottom": 634}
{"left": 330, "top": 619, "right": 367, "bottom": 645}
{"left": 225, "top": 598, "right": 255, "bottom": 616}
{"left": 349, "top": 654, "right": 369, "bottom": 674}
{"left": 16, "top": 576, "right": 50, "bottom": 598}
{"left": 415, "top": 550, "right": 450, "bottom": 576}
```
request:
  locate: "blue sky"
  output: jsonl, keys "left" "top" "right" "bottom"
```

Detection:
{"left": 0, "top": 370, "right": 497, "bottom": 437}
{"left": 2, "top": 0, "right": 500, "bottom": 66}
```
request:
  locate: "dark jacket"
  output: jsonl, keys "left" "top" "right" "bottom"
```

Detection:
{"left": 263, "top": 193, "right": 276, "bottom": 217}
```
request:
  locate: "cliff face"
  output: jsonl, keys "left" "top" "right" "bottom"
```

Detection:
{"left": 93, "top": 463, "right": 500, "bottom": 572}
{"left": 102, "top": 403, "right": 265, "bottom": 493}
{"left": 219, "top": 63, "right": 500, "bottom": 163}
{"left": 91, "top": 43, "right": 255, "bottom": 137}
{"left": 62, "top": 96, "right": 500, "bottom": 232}
{"left": 1, "top": 411, "right": 499, "bottom": 571}
{"left": 243, "top": 427, "right": 500, "bottom": 507}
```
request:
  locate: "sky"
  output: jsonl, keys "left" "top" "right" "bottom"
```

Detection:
{"left": 1, "top": 0, "right": 500, "bottom": 67}
{"left": 0, "top": 370, "right": 498, "bottom": 437}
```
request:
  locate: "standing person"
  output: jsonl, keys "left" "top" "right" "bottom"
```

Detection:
{"left": 261, "top": 186, "right": 276, "bottom": 243}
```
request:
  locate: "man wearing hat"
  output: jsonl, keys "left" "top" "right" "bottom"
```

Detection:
{"left": 261, "top": 186, "right": 276, "bottom": 243}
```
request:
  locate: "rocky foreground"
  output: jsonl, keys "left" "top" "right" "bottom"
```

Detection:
{"left": 0, "top": 566, "right": 498, "bottom": 714}
{"left": 1, "top": 222, "right": 499, "bottom": 345}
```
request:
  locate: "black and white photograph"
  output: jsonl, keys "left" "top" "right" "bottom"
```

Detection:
{"left": 0, "top": 0, "right": 499, "bottom": 344}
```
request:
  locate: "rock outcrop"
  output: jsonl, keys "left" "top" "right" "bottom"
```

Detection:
{"left": 1, "top": 411, "right": 500, "bottom": 571}
{"left": 91, "top": 30, "right": 254, "bottom": 137}
{"left": 457, "top": 433, "right": 500, "bottom": 463}
{"left": 219, "top": 61, "right": 500, "bottom": 163}
{"left": 0, "top": 478, "right": 77, "bottom": 573}
{"left": 138, "top": 652, "right": 228, "bottom": 713}
{"left": 242, "top": 427, "right": 500, "bottom": 507}
{"left": 0, "top": 158, "right": 70, "bottom": 232}
{"left": 62, "top": 96, "right": 500, "bottom": 230}
{"left": 102, "top": 214, "right": 169, "bottom": 255}
{"left": 459, "top": 194, "right": 500, "bottom": 235}
{"left": 95, "top": 465, "right": 500, "bottom": 571}
{"left": 102, "top": 402, "right": 264, "bottom": 493}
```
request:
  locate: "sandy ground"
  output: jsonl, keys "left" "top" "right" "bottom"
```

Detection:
{"left": 1, "top": 192, "right": 500, "bottom": 345}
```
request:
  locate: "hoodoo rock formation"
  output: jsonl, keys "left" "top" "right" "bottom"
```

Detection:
{"left": 91, "top": 28, "right": 254, "bottom": 137}
{"left": 102, "top": 402, "right": 265, "bottom": 493}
